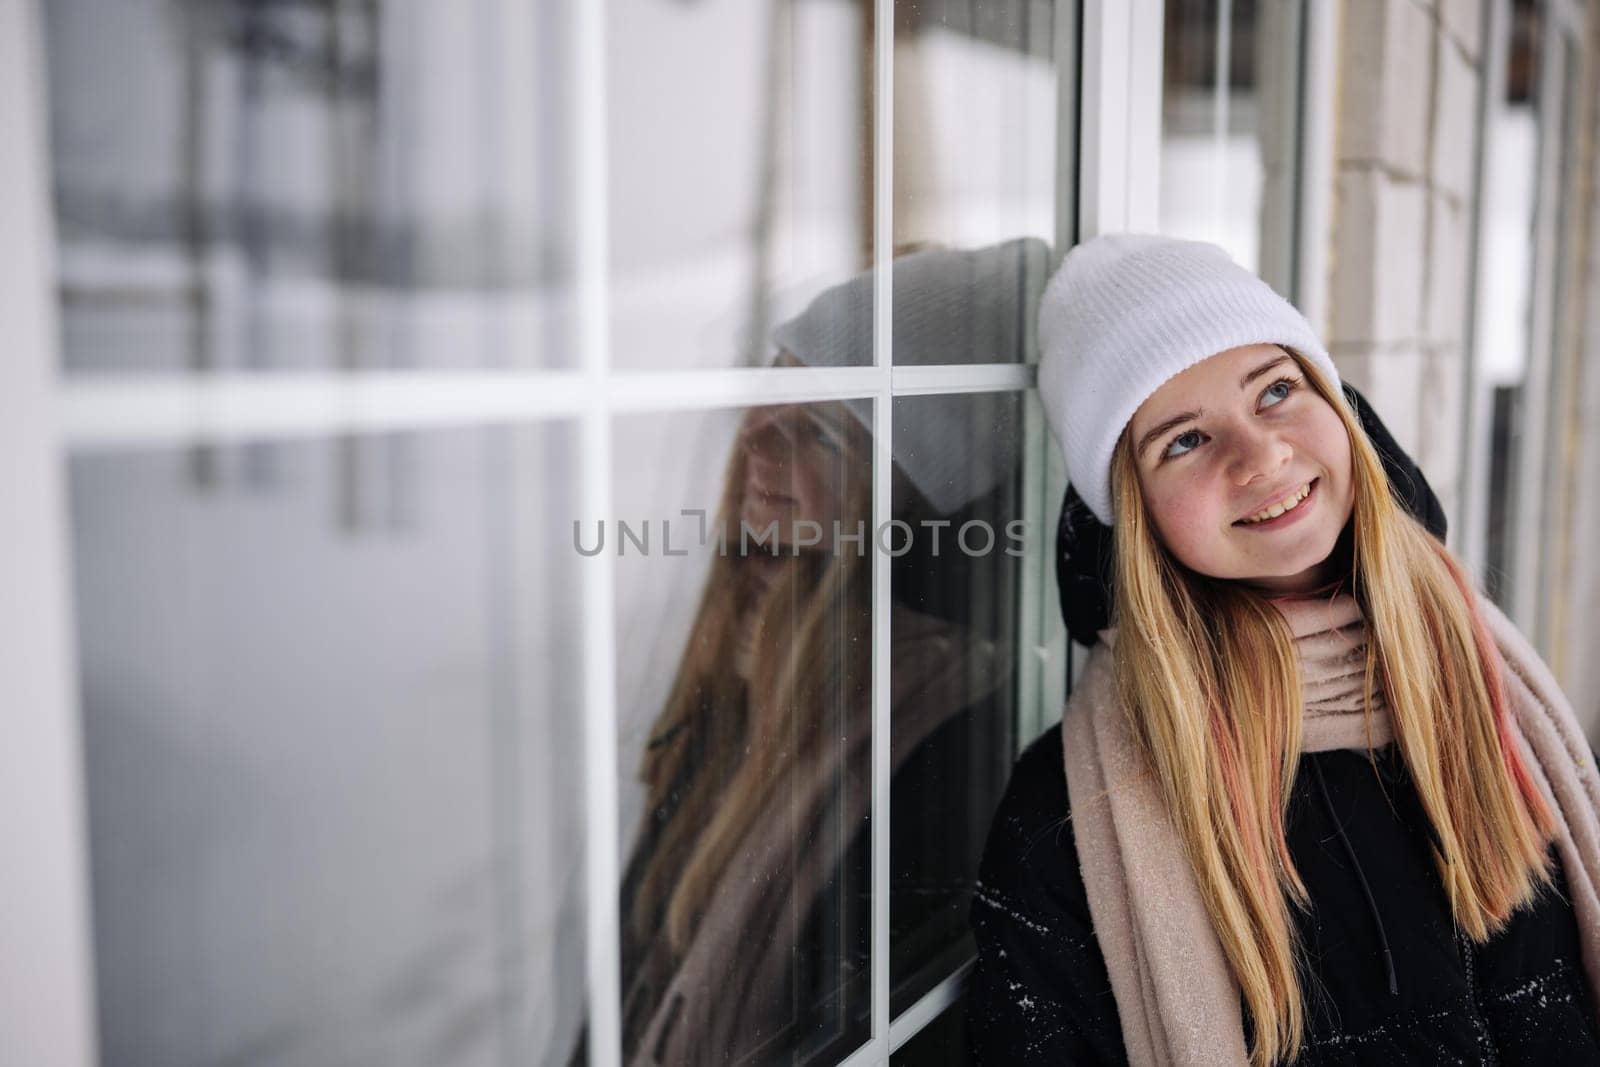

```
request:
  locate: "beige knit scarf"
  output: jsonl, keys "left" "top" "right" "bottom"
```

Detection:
{"left": 1061, "top": 591, "right": 1600, "bottom": 1066}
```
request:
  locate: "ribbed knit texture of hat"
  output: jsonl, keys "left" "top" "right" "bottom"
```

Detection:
{"left": 1037, "top": 233, "right": 1341, "bottom": 526}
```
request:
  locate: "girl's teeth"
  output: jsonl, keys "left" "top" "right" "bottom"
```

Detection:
{"left": 1246, "top": 483, "right": 1311, "bottom": 524}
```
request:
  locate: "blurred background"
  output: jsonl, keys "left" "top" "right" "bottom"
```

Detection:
{"left": 4, "top": 1, "right": 1599, "bottom": 1065}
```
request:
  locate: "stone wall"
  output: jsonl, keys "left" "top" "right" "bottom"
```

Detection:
{"left": 1326, "top": 0, "right": 1483, "bottom": 529}
{"left": 1327, "top": 0, "right": 1600, "bottom": 735}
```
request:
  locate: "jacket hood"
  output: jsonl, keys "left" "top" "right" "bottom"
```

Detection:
{"left": 1054, "top": 383, "right": 1450, "bottom": 648}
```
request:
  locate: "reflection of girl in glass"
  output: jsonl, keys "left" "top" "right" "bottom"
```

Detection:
{"left": 969, "top": 234, "right": 1600, "bottom": 1066}
{"left": 621, "top": 391, "right": 875, "bottom": 1064}
{"left": 611, "top": 239, "right": 1045, "bottom": 1064}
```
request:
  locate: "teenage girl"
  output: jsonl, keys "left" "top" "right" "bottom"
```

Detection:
{"left": 967, "top": 234, "right": 1600, "bottom": 1065}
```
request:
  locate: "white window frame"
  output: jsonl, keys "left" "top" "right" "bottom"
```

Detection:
{"left": 1, "top": 2, "right": 99, "bottom": 1064}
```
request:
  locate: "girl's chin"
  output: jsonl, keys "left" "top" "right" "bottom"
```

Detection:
{"left": 1205, "top": 529, "right": 1339, "bottom": 580}
{"left": 1235, "top": 546, "right": 1345, "bottom": 591}
{"left": 1168, "top": 523, "right": 1348, "bottom": 585}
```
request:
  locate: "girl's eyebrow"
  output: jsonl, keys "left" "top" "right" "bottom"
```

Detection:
{"left": 1133, "top": 354, "right": 1293, "bottom": 460}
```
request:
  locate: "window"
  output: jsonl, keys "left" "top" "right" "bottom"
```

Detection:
{"left": 1159, "top": 0, "right": 1304, "bottom": 291}
{"left": 32, "top": 0, "right": 1082, "bottom": 1063}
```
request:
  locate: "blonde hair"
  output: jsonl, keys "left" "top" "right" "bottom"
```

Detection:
{"left": 1108, "top": 350, "right": 1556, "bottom": 1066}
{"left": 629, "top": 402, "right": 872, "bottom": 957}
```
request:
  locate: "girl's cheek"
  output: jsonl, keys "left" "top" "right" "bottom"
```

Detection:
{"left": 1166, "top": 485, "right": 1211, "bottom": 526}
{"left": 1175, "top": 488, "right": 1226, "bottom": 549}
{"left": 1151, "top": 486, "right": 1204, "bottom": 542}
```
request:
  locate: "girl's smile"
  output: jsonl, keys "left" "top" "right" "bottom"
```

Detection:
{"left": 1126, "top": 343, "right": 1356, "bottom": 594}
{"left": 1232, "top": 476, "right": 1318, "bottom": 529}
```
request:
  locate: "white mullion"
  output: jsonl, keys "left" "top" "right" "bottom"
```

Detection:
{"left": 578, "top": 376, "right": 623, "bottom": 1067}
{"left": 1018, "top": 393, "right": 1063, "bottom": 747}
{"left": 1296, "top": 0, "right": 1337, "bottom": 330}
{"left": 58, "top": 367, "right": 891, "bottom": 448}
{"left": 887, "top": 960, "right": 976, "bottom": 1052}
{"left": 575, "top": 0, "right": 622, "bottom": 1064}
{"left": 1, "top": 2, "right": 98, "bottom": 1064}
{"left": 1037, "top": 398, "right": 1072, "bottom": 738}
{"left": 1079, "top": 0, "right": 1161, "bottom": 236}
{"left": 61, "top": 364, "right": 1054, "bottom": 448}
{"left": 1213, "top": 0, "right": 1232, "bottom": 246}
{"left": 1015, "top": 392, "right": 1050, "bottom": 746}
{"left": 1078, "top": 0, "right": 1133, "bottom": 236}
{"left": 1125, "top": 0, "right": 1164, "bottom": 232}
{"left": 868, "top": 0, "right": 894, "bottom": 1061}
{"left": 1018, "top": 0, "right": 1080, "bottom": 751}
{"left": 1021, "top": 0, "right": 1080, "bottom": 751}
{"left": 891, "top": 363, "right": 1035, "bottom": 396}
{"left": 58, "top": 371, "right": 587, "bottom": 449}
{"left": 607, "top": 366, "right": 888, "bottom": 410}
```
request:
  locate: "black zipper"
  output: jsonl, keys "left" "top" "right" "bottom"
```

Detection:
{"left": 1455, "top": 923, "right": 1498, "bottom": 1066}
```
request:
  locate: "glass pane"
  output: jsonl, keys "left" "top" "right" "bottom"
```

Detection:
{"left": 608, "top": 1, "right": 872, "bottom": 369}
{"left": 69, "top": 425, "right": 586, "bottom": 1064}
{"left": 892, "top": 1, "right": 1056, "bottom": 363}
{"left": 890, "top": 392, "right": 1022, "bottom": 1015}
{"left": 43, "top": 2, "right": 573, "bottom": 372}
{"left": 1160, "top": 0, "right": 1299, "bottom": 281}
{"left": 770, "top": 238, "right": 1047, "bottom": 390}
{"left": 1481, "top": 0, "right": 1543, "bottom": 605}
{"left": 613, "top": 402, "right": 874, "bottom": 1063}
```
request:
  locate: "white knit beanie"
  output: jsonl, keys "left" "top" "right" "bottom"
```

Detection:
{"left": 1036, "top": 233, "right": 1341, "bottom": 526}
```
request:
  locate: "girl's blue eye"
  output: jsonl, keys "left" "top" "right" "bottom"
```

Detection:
{"left": 1162, "top": 429, "right": 1204, "bottom": 459}
{"left": 1159, "top": 376, "right": 1303, "bottom": 461}
{"left": 1261, "top": 377, "right": 1299, "bottom": 407}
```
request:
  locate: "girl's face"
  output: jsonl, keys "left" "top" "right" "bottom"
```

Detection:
{"left": 735, "top": 387, "right": 868, "bottom": 547}
{"left": 1125, "top": 344, "right": 1356, "bottom": 594}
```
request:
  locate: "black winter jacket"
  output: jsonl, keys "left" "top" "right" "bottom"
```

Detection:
{"left": 967, "top": 384, "right": 1600, "bottom": 1064}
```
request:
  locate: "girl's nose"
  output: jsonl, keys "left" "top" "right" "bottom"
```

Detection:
{"left": 1228, "top": 427, "right": 1293, "bottom": 486}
